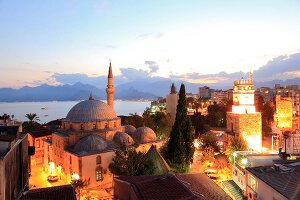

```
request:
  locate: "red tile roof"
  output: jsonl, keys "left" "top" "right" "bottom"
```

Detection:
{"left": 20, "top": 184, "right": 76, "bottom": 200}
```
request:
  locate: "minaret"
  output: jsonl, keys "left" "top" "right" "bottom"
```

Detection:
{"left": 106, "top": 61, "right": 114, "bottom": 109}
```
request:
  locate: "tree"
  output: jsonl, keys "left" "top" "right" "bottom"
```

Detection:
{"left": 143, "top": 111, "right": 172, "bottom": 139}
{"left": 191, "top": 112, "right": 210, "bottom": 137}
{"left": 165, "top": 84, "right": 195, "bottom": 170}
{"left": 262, "top": 101, "right": 274, "bottom": 134}
{"left": 23, "top": 113, "right": 41, "bottom": 132}
{"left": 201, "top": 132, "right": 220, "bottom": 153}
{"left": 225, "top": 136, "right": 248, "bottom": 163}
{"left": 206, "top": 103, "right": 227, "bottom": 127}
{"left": 122, "top": 114, "right": 144, "bottom": 127}
{"left": 109, "top": 145, "right": 155, "bottom": 176}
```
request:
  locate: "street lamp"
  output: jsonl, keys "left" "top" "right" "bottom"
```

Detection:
{"left": 233, "top": 152, "right": 237, "bottom": 166}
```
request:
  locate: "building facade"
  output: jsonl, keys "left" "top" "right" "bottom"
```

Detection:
{"left": 0, "top": 121, "right": 29, "bottom": 200}
{"left": 226, "top": 76, "right": 262, "bottom": 152}
{"left": 42, "top": 63, "right": 163, "bottom": 188}
{"left": 166, "top": 83, "right": 178, "bottom": 123}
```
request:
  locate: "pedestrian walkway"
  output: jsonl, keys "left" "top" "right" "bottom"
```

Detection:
{"left": 222, "top": 180, "right": 247, "bottom": 200}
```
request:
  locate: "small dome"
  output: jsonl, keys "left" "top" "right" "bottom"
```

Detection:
{"left": 113, "top": 131, "right": 134, "bottom": 146}
{"left": 124, "top": 125, "right": 136, "bottom": 136}
{"left": 74, "top": 134, "right": 107, "bottom": 153}
{"left": 64, "top": 99, "right": 117, "bottom": 122}
{"left": 132, "top": 127, "right": 157, "bottom": 144}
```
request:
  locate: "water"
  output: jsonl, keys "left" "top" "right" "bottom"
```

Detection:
{"left": 0, "top": 100, "right": 151, "bottom": 123}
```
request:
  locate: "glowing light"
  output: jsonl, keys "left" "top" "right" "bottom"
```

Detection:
{"left": 71, "top": 173, "right": 80, "bottom": 181}
{"left": 49, "top": 162, "right": 55, "bottom": 176}
{"left": 194, "top": 140, "right": 200, "bottom": 149}
{"left": 243, "top": 134, "right": 262, "bottom": 152}
{"left": 241, "top": 158, "right": 248, "bottom": 165}
{"left": 233, "top": 152, "right": 237, "bottom": 157}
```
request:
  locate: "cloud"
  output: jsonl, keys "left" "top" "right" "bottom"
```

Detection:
{"left": 253, "top": 53, "right": 300, "bottom": 81}
{"left": 137, "top": 33, "right": 164, "bottom": 39}
{"left": 145, "top": 61, "right": 159, "bottom": 73}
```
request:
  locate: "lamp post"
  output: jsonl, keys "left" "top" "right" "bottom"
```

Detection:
{"left": 233, "top": 152, "right": 237, "bottom": 166}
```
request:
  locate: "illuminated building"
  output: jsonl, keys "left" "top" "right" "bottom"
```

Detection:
{"left": 275, "top": 95, "right": 293, "bottom": 131}
{"left": 42, "top": 62, "right": 163, "bottom": 188}
{"left": 226, "top": 73, "right": 262, "bottom": 151}
{"left": 166, "top": 83, "right": 178, "bottom": 123}
{"left": 275, "top": 84, "right": 300, "bottom": 117}
{"left": 199, "top": 86, "right": 214, "bottom": 98}
{"left": 211, "top": 90, "right": 231, "bottom": 105}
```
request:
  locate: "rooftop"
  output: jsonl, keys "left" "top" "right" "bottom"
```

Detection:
{"left": 246, "top": 162, "right": 300, "bottom": 199}
{"left": 20, "top": 184, "right": 76, "bottom": 200}
{"left": 115, "top": 173, "right": 231, "bottom": 200}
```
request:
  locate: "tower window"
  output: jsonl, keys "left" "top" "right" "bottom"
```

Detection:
{"left": 96, "top": 155, "right": 101, "bottom": 165}
{"left": 96, "top": 166, "right": 103, "bottom": 181}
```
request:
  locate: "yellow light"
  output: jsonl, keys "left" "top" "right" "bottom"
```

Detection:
{"left": 241, "top": 158, "right": 248, "bottom": 165}
{"left": 71, "top": 173, "right": 80, "bottom": 181}
{"left": 233, "top": 152, "right": 237, "bottom": 157}
{"left": 49, "top": 162, "right": 55, "bottom": 176}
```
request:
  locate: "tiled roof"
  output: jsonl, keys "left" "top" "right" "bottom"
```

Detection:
{"left": 116, "top": 174, "right": 199, "bottom": 199}
{"left": 246, "top": 163, "right": 300, "bottom": 199}
{"left": 20, "top": 184, "right": 76, "bottom": 200}
{"left": 115, "top": 173, "right": 232, "bottom": 200}
{"left": 176, "top": 174, "right": 232, "bottom": 200}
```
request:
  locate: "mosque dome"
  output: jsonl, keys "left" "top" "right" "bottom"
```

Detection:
{"left": 132, "top": 127, "right": 157, "bottom": 144}
{"left": 74, "top": 134, "right": 107, "bottom": 153}
{"left": 113, "top": 131, "right": 134, "bottom": 146}
{"left": 64, "top": 98, "right": 117, "bottom": 122}
{"left": 124, "top": 125, "right": 136, "bottom": 136}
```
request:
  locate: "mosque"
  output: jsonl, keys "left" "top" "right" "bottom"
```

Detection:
{"left": 43, "top": 62, "right": 163, "bottom": 187}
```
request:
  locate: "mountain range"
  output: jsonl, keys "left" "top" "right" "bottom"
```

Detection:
{"left": 0, "top": 78, "right": 299, "bottom": 102}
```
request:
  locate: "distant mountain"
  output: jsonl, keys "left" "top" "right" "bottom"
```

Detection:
{"left": 0, "top": 77, "right": 299, "bottom": 102}
{"left": 0, "top": 83, "right": 157, "bottom": 102}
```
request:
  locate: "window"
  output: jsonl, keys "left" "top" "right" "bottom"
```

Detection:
{"left": 105, "top": 123, "right": 108, "bottom": 128}
{"left": 36, "top": 139, "right": 40, "bottom": 148}
{"left": 93, "top": 124, "right": 96, "bottom": 130}
{"left": 80, "top": 124, "right": 84, "bottom": 130}
{"left": 248, "top": 174, "right": 257, "bottom": 192}
{"left": 70, "top": 156, "right": 72, "bottom": 165}
{"left": 96, "top": 167, "right": 102, "bottom": 181}
{"left": 96, "top": 155, "right": 101, "bottom": 165}
{"left": 114, "top": 122, "right": 116, "bottom": 127}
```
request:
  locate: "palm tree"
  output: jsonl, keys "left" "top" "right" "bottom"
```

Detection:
{"left": 25, "top": 113, "right": 40, "bottom": 123}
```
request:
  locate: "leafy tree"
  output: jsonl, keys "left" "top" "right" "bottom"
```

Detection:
{"left": 262, "top": 101, "right": 274, "bottom": 134}
{"left": 25, "top": 113, "right": 40, "bottom": 122}
{"left": 109, "top": 145, "right": 155, "bottom": 176}
{"left": 165, "top": 84, "right": 195, "bottom": 170}
{"left": 206, "top": 103, "right": 227, "bottom": 127}
{"left": 23, "top": 113, "right": 41, "bottom": 132}
{"left": 201, "top": 132, "right": 220, "bottom": 153}
{"left": 190, "top": 112, "right": 210, "bottom": 137}
{"left": 225, "top": 136, "right": 248, "bottom": 163}
{"left": 122, "top": 114, "right": 144, "bottom": 127}
{"left": 201, "top": 146, "right": 215, "bottom": 163}
{"left": 143, "top": 111, "right": 172, "bottom": 139}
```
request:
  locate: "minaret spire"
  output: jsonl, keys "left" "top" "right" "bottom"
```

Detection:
{"left": 106, "top": 60, "right": 114, "bottom": 109}
{"left": 249, "top": 67, "right": 253, "bottom": 82}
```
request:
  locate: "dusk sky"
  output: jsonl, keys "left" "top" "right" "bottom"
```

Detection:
{"left": 1, "top": 0, "right": 300, "bottom": 88}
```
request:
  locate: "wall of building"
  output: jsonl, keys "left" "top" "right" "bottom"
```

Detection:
{"left": 0, "top": 134, "right": 29, "bottom": 200}
{"left": 62, "top": 118, "right": 121, "bottom": 132}
{"left": 166, "top": 93, "right": 178, "bottom": 123}
{"left": 80, "top": 151, "right": 115, "bottom": 188}
{"left": 275, "top": 95, "right": 293, "bottom": 130}
{"left": 246, "top": 172, "right": 287, "bottom": 200}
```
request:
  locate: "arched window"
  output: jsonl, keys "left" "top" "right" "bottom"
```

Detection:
{"left": 95, "top": 166, "right": 102, "bottom": 181}
{"left": 93, "top": 124, "right": 96, "bottom": 130}
{"left": 114, "top": 122, "right": 116, "bottom": 127}
{"left": 80, "top": 124, "right": 84, "bottom": 130}
{"left": 70, "top": 124, "right": 73, "bottom": 130}
{"left": 96, "top": 155, "right": 101, "bottom": 165}
{"left": 105, "top": 123, "right": 108, "bottom": 128}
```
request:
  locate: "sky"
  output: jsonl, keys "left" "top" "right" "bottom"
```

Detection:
{"left": 0, "top": 0, "right": 300, "bottom": 88}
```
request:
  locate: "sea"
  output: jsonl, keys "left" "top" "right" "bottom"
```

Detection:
{"left": 0, "top": 100, "right": 151, "bottom": 123}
